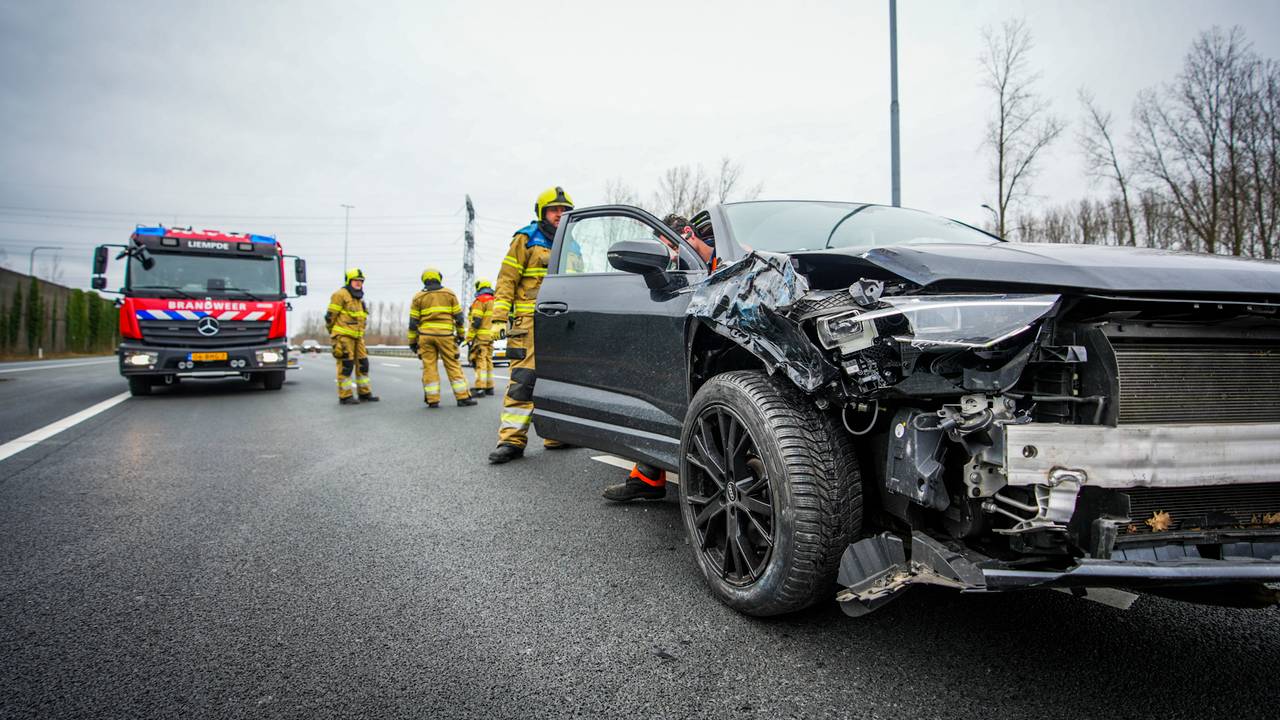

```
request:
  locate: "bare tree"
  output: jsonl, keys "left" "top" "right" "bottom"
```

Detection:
{"left": 653, "top": 165, "right": 712, "bottom": 219}
{"left": 1079, "top": 89, "right": 1139, "bottom": 245}
{"left": 979, "top": 18, "right": 1065, "bottom": 240}
{"left": 604, "top": 178, "right": 642, "bottom": 207}
{"left": 714, "top": 156, "right": 763, "bottom": 204}
{"left": 1134, "top": 27, "right": 1253, "bottom": 255}
{"left": 1244, "top": 59, "right": 1280, "bottom": 259}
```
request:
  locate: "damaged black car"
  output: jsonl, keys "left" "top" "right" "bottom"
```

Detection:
{"left": 531, "top": 200, "right": 1280, "bottom": 616}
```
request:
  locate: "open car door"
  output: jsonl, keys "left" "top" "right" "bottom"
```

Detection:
{"left": 532, "top": 205, "right": 708, "bottom": 470}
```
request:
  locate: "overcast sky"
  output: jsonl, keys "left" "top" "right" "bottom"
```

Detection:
{"left": 2, "top": 0, "right": 1279, "bottom": 321}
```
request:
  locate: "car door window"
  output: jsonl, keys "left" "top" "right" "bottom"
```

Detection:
{"left": 560, "top": 215, "right": 680, "bottom": 275}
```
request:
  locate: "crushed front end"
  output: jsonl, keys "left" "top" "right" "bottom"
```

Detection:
{"left": 689, "top": 252, "right": 1280, "bottom": 613}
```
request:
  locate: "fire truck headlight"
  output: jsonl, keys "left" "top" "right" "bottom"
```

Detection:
{"left": 125, "top": 351, "right": 157, "bottom": 367}
{"left": 256, "top": 349, "right": 283, "bottom": 365}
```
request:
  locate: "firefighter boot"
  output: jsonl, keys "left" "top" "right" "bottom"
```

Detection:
{"left": 339, "top": 396, "right": 361, "bottom": 406}
{"left": 488, "top": 443, "right": 525, "bottom": 464}
{"left": 603, "top": 464, "right": 667, "bottom": 502}
{"left": 359, "top": 394, "right": 380, "bottom": 402}
{"left": 458, "top": 397, "right": 478, "bottom": 407}
{"left": 485, "top": 388, "right": 495, "bottom": 396}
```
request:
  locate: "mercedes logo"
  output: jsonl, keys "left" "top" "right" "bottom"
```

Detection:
{"left": 196, "top": 316, "right": 220, "bottom": 336}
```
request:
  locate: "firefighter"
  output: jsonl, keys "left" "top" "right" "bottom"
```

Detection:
{"left": 327, "top": 268, "right": 379, "bottom": 405}
{"left": 466, "top": 278, "right": 497, "bottom": 396}
{"left": 487, "top": 186, "right": 575, "bottom": 463}
{"left": 409, "top": 267, "right": 478, "bottom": 408}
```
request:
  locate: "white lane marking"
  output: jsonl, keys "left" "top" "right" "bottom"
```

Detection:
{"left": 0, "top": 392, "right": 130, "bottom": 462}
{"left": 0, "top": 358, "right": 116, "bottom": 374}
{"left": 590, "top": 454, "right": 680, "bottom": 483}
{"left": 491, "top": 373, "right": 509, "bottom": 380}
{"left": 380, "top": 362, "right": 402, "bottom": 367}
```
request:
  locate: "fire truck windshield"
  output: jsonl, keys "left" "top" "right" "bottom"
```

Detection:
{"left": 128, "top": 253, "right": 282, "bottom": 298}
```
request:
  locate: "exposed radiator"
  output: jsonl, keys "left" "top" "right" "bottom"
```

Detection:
{"left": 1113, "top": 343, "right": 1280, "bottom": 424}
{"left": 1122, "top": 483, "right": 1280, "bottom": 535}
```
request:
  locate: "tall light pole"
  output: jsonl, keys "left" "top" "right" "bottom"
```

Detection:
{"left": 981, "top": 204, "right": 999, "bottom": 231}
{"left": 28, "top": 246, "right": 61, "bottom": 278}
{"left": 340, "top": 204, "right": 354, "bottom": 271}
{"left": 889, "top": 0, "right": 901, "bottom": 207}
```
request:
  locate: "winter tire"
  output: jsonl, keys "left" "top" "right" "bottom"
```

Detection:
{"left": 678, "top": 370, "right": 862, "bottom": 616}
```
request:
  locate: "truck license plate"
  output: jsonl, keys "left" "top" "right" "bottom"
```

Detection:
{"left": 190, "top": 352, "right": 228, "bottom": 362}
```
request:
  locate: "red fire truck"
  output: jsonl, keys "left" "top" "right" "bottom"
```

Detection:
{"left": 91, "top": 225, "right": 307, "bottom": 396}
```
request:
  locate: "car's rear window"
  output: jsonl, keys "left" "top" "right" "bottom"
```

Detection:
{"left": 721, "top": 201, "right": 999, "bottom": 253}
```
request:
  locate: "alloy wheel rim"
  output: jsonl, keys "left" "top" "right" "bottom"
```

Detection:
{"left": 684, "top": 404, "right": 776, "bottom": 586}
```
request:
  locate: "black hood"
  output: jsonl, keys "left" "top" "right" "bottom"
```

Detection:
{"left": 790, "top": 242, "right": 1280, "bottom": 297}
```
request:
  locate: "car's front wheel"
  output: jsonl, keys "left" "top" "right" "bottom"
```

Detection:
{"left": 678, "top": 370, "right": 862, "bottom": 616}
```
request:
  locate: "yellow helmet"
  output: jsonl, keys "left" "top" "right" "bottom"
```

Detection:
{"left": 421, "top": 267, "right": 442, "bottom": 284}
{"left": 344, "top": 267, "right": 365, "bottom": 283}
{"left": 475, "top": 278, "right": 493, "bottom": 292}
{"left": 534, "top": 186, "right": 574, "bottom": 220}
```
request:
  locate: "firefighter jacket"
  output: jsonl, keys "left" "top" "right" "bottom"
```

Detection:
{"left": 491, "top": 223, "right": 555, "bottom": 327}
{"left": 326, "top": 286, "right": 368, "bottom": 339}
{"left": 466, "top": 291, "right": 495, "bottom": 343}
{"left": 408, "top": 282, "right": 465, "bottom": 340}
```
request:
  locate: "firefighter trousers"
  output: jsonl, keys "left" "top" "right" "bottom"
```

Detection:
{"left": 498, "top": 316, "right": 536, "bottom": 448}
{"left": 419, "top": 334, "right": 471, "bottom": 403}
{"left": 470, "top": 340, "right": 495, "bottom": 390}
{"left": 333, "top": 335, "right": 372, "bottom": 399}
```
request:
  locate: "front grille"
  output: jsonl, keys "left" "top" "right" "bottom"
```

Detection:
{"left": 139, "top": 320, "right": 271, "bottom": 348}
{"left": 1113, "top": 343, "right": 1280, "bottom": 423}
{"left": 1122, "top": 483, "right": 1280, "bottom": 535}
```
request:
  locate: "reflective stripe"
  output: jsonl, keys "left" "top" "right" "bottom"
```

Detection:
{"left": 419, "top": 321, "right": 455, "bottom": 330}
{"left": 500, "top": 411, "right": 532, "bottom": 430}
{"left": 420, "top": 305, "right": 456, "bottom": 313}
{"left": 451, "top": 380, "right": 468, "bottom": 390}
{"left": 494, "top": 300, "right": 511, "bottom": 309}
{"left": 423, "top": 384, "right": 439, "bottom": 393}
{"left": 502, "top": 256, "right": 522, "bottom": 270}
{"left": 409, "top": 309, "right": 421, "bottom": 317}
{"left": 339, "top": 380, "right": 356, "bottom": 389}
{"left": 521, "top": 268, "right": 547, "bottom": 277}
{"left": 327, "top": 303, "right": 343, "bottom": 312}
{"left": 332, "top": 325, "right": 363, "bottom": 338}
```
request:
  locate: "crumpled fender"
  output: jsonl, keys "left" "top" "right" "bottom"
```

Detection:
{"left": 686, "top": 251, "right": 838, "bottom": 393}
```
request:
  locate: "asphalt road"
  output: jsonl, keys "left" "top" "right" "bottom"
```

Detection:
{"left": 1, "top": 354, "right": 1277, "bottom": 719}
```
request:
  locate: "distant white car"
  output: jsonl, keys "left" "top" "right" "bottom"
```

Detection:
{"left": 463, "top": 338, "right": 508, "bottom": 367}
{"left": 301, "top": 339, "right": 321, "bottom": 354}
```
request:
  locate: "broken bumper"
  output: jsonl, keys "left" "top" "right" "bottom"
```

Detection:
{"left": 1004, "top": 421, "right": 1280, "bottom": 488}
{"left": 837, "top": 532, "right": 1280, "bottom": 616}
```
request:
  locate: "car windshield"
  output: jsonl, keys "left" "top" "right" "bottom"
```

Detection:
{"left": 128, "top": 252, "right": 282, "bottom": 297}
{"left": 721, "top": 201, "right": 999, "bottom": 253}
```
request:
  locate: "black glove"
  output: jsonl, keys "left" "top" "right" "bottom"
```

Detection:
{"left": 455, "top": 334, "right": 464, "bottom": 345}
{"left": 497, "top": 326, "right": 507, "bottom": 340}
{"left": 408, "top": 342, "right": 418, "bottom": 355}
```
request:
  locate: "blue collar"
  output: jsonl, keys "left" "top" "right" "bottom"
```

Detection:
{"left": 519, "top": 222, "right": 553, "bottom": 249}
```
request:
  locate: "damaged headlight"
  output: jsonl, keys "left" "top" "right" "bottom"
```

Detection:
{"left": 817, "top": 312, "right": 878, "bottom": 353}
{"left": 818, "top": 294, "right": 1059, "bottom": 350}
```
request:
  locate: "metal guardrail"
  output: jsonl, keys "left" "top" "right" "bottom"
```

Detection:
{"left": 364, "top": 345, "right": 419, "bottom": 358}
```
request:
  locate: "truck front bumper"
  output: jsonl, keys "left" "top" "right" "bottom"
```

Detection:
{"left": 117, "top": 341, "right": 291, "bottom": 378}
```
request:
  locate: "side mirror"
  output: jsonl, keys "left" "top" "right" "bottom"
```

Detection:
{"left": 294, "top": 257, "right": 307, "bottom": 283}
{"left": 91, "top": 276, "right": 107, "bottom": 290}
{"left": 295, "top": 284, "right": 308, "bottom": 296}
{"left": 93, "top": 246, "right": 109, "bottom": 275}
{"left": 608, "top": 239, "right": 672, "bottom": 274}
